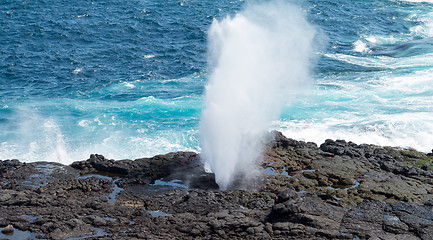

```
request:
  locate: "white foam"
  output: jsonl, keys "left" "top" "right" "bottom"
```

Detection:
{"left": 123, "top": 82, "right": 136, "bottom": 88}
{"left": 380, "top": 70, "right": 433, "bottom": 95}
{"left": 73, "top": 68, "right": 84, "bottom": 75}
{"left": 364, "top": 35, "right": 402, "bottom": 45}
{"left": 325, "top": 52, "right": 433, "bottom": 69}
{"left": 277, "top": 64, "right": 433, "bottom": 153}
{"left": 407, "top": 9, "right": 433, "bottom": 38}
{"left": 365, "top": 36, "right": 377, "bottom": 44}
{"left": 78, "top": 120, "right": 91, "bottom": 127}
{"left": 324, "top": 53, "right": 393, "bottom": 68}
{"left": 0, "top": 120, "right": 200, "bottom": 164}
{"left": 0, "top": 94, "right": 203, "bottom": 164}
{"left": 68, "top": 130, "right": 200, "bottom": 161}
{"left": 277, "top": 112, "right": 433, "bottom": 153}
{"left": 353, "top": 40, "right": 369, "bottom": 53}
{"left": 0, "top": 113, "right": 72, "bottom": 164}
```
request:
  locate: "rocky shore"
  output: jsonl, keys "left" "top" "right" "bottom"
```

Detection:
{"left": 1, "top": 131, "right": 432, "bottom": 239}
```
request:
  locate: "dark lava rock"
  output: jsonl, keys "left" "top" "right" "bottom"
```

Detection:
{"left": 1, "top": 224, "right": 14, "bottom": 234}
{"left": 71, "top": 154, "right": 137, "bottom": 174}
{"left": 1, "top": 131, "right": 432, "bottom": 239}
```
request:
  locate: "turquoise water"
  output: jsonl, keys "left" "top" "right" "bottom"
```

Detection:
{"left": 1, "top": 0, "right": 433, "bottom": 163}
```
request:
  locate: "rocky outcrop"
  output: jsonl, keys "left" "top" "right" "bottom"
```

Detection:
{"left": 0, "top": 131, "right": 432, "bottom": 239}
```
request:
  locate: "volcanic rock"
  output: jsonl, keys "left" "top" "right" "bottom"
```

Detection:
{"left": 1, "top": 224, "right": 14, "bottom": 234}
{"left": 0, "top": 131, "right": 432, "bottom": 239}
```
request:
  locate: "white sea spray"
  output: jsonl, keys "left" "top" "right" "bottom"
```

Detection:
{"left": 200, "top": 0, "right": 316, "bottom": 189}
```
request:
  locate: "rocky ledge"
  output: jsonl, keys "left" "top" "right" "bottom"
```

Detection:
{"left": 0, "top": 131, "right": 432, "bottom": 239}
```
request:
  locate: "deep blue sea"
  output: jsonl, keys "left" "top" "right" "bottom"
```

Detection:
{"left": 1, "top": 0, "right": 433, "bottom": 164}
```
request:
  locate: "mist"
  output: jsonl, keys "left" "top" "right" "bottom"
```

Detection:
{"left": 200, "top": 0, "right": 316, "bottom": 190}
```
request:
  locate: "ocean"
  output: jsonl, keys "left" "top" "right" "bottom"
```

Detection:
{"left": 1, "top": 0, "right": 433, "bottom": 164}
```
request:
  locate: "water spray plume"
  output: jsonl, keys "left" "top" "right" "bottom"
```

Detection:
{"left": 200, "top": 0, "right": 316, "bottom": 190}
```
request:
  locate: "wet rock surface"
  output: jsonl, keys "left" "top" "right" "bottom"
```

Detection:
{"left": 0, "top": 131, "right": 432, "bottom": 239}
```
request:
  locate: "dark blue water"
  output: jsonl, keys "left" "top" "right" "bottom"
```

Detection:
{"left": 1, "top": 0, "right": 433, "bottom": 163}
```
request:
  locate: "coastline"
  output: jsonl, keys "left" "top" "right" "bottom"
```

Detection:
{"left": 1, "top": 131, "right": 432, "bottom": 239}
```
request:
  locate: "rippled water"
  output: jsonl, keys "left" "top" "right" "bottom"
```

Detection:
{"left": 1, "top": 0, "right": 433, "bottom": 163}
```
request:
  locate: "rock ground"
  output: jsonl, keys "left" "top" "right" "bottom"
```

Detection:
{"left": 0, "top": 131, "right": 432, "bottom": 239}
